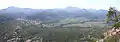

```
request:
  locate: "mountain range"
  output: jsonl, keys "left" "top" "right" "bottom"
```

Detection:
{"left": 0, "top": 6, "right": 108, "bottom": 21}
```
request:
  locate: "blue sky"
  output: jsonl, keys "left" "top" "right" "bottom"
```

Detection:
{"left": 0, "top": 0, "right": 119, "bottom": 10}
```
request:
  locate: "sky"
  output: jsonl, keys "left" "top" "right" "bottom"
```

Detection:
{"left": 0, "top": 0, "right": 119, "bottom": 10}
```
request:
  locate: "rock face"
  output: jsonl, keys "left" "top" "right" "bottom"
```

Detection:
{"left": 104, "top": 28, "right": 120, "bottom": 37}
{"left": 25, "top": 39, "right": 32, "bottom": 42}
{"left": 98, "top": 28, "right": 120, "bottom": 42}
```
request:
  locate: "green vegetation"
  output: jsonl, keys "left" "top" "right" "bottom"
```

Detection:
{"left": 0, "top": 15, "right": 107, "bottom": 42}
{"left": 106, "top": 7, "right": 120, "bottom": 28}
{"left": 103, "top": 7, "right": 120, "bottom": 42}
{"left": 0, "top": 7, "right": 108, "bottom": 42}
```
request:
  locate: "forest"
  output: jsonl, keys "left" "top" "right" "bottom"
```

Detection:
{"left": 0, "top": 6, "right": 119, "bottom": 42}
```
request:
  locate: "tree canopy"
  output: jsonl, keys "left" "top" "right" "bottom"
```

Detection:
{"left": 106, "top": 7, "right": 120, "bottom": 28}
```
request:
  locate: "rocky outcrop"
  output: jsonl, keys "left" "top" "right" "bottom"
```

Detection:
{"left": 97, "top": 27, "right": 120, "bottom": 42}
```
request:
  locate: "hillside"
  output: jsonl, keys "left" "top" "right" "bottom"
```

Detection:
{"left": 0, "top": 6, "right": 107, "bottom": 20}
{"left": 0, "top": 6, "right": 108, "bottom": 42}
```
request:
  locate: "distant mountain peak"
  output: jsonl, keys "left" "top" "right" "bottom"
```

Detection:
{"left": 6, "top": 6, "right": 20, "bottom": 9}
{"left": 66, "top": 6, "right": 79, "bottom": 8}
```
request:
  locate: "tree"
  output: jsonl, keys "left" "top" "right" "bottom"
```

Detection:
{"left": 106, "top": 7, "right": 120, "bottom": 28}
{"left": 0, "top": 15, "right": 15, "bottom": 42}
{"left": 104, "top": 7, "right": 120, "bottom": 42}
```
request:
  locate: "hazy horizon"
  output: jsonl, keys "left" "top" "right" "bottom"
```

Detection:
{"left": 0, "top": 0, "right": 119, "bottom": 10}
